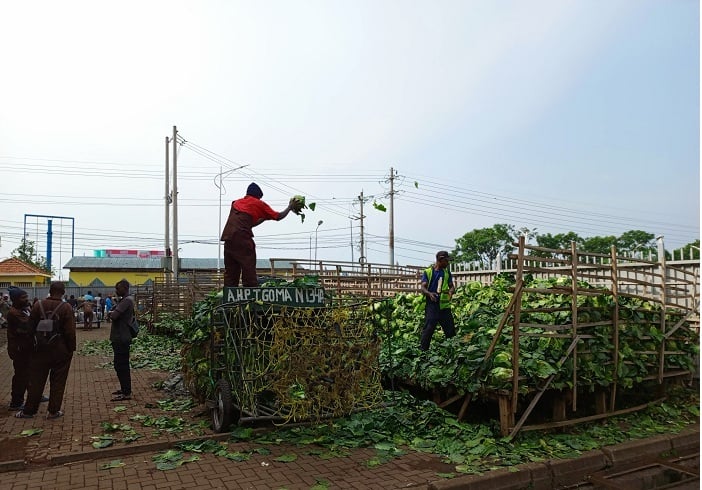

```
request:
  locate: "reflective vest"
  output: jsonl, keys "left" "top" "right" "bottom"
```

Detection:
{"left": 425, "top": 267, "right": 452, "bottom": 309}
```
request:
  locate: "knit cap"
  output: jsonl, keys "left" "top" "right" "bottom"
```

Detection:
{"left": 8, "top": 287, "right": 27, "bottom": 303}
{"left": 246, "top": 182, "right": 264, "bottom": 198}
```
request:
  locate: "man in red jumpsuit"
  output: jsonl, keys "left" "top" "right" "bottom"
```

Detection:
{"left": 220, "top": 182, "right": 295, "bottom": 287}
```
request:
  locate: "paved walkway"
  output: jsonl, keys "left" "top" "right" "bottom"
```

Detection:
{"left": 1, "top": 326, "right": 698, "bottom": 489}
{"left": 0, "top": 326, "right": 454, "bottom": 489}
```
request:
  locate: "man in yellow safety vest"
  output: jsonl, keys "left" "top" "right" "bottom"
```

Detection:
{"left": 419, "top": 250, "right": 456, "bottom": 350}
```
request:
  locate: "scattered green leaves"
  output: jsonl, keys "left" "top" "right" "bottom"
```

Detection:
{"left": 100, "top": 460, "right": 125, "bottom": 470}
{"left": 152, "top": 449, "right": 201, "bottom": 471}
{"left": 274, "top": 454, "right": 298, "bottom": 463}
{"left": 19, "top": 428, "right": 43, "bottom": 437}
{"left": 92, "top": 435, "right": 115, "bottom": 449}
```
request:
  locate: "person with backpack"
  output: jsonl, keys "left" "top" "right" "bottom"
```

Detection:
{"left": 15, "top": 281, "right": 76, "bottom": 419}
{"left": 419, "top": 251, "right": 456, "bottom": 351}
{"left": 6, "top": 287, "right": 49, "bottom": 410}
{"left": 108, "top": 280, "right": 135, "bottom": 401}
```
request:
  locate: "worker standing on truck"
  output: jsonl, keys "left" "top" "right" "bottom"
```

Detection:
{"left": 220, "top": 183, "right": 296, "bottom": 287}
{"left": 419, "top": 251, "right": 456, "bottom": 351}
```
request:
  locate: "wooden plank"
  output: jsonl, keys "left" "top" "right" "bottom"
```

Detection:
{"left": 619, "top": 291, "right": 663, "bottom": 303}
{"left": 520, "top": 306, "right": 571, "bottom": 313}
{"left": 438, "top": 393, "right": 465, "bottom": 409}
{"left": 576, "top": 272, "right": 612, "bottom": 282}
{"left": 512, "top": 236, "right": 525, "bottom": 414}
{"left": 517, "top": 324, "right": 571, "bottom": 331}
{"left": 595, "top": 391, "right": 607, "bottom": 414}
{"left": 523, "top": 265, "right": 574, "bottom": 275}
{"left": 518, "top": 398, "right": 666, "bottom": 433}
{"left": 618, "top": 276, "right": 664, "bottom": 288}
{"left": 457, "top": 282, "right": 523, "bottom": 421}
{"left": 499, "top": 394, "right": 514, "bottom": 437}
{"left": 521, "top": 244, "right": 572, "bottom": 255}
{"left": 519, "top": 255, "right": 571, "bottom": 264}
{"left": 507, "top": 336, "right": 580, "bottom": 440}
{"left": 552, "top": 393, "right": 567, "bottom": 422}
{"left": 571, "top": 241, "right": 578, "bottom": 412}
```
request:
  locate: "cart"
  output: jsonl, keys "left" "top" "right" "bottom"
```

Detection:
{"left": 208, "top": 286, "right": 383, "bottom": 432}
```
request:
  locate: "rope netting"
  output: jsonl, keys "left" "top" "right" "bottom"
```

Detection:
{"left": 220, "top": 301, "right": 384, "bottom": 423}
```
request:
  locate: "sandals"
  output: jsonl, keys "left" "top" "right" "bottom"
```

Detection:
{"left": 14, "top": 411, "right": 34, "bottom": 419}
{"left": 47, "top": 411, "right": 64, "bottom": 419}
{"left": 111, "top": 394, "right": 131, "bottom": 401}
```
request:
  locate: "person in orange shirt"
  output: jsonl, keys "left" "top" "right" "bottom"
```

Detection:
{"left": 220, "top": 183, "right": 295, "bottom": 287}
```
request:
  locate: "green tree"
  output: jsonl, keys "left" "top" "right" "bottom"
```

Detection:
{"left": 452, "top": 224, "right": 517, "bottom": 268}
{"left": 580, "top": 235, "right": 618, "bottom": 255}
{"left": 616, "top": 230, "right": 655, "bottom": 256}
{"left": 534, "top": 232, "right": 583, "bottom": 257}
{"left": 12, "top": 239, "right": 51, "bottom": 274}
{"left": 678, "top": 239, "right": 700, "bottom": 260}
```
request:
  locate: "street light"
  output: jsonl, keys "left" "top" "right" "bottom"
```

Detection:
{"left": 314, "top": 220, "right": 323, "bottom": 267}
{"left": 214, "top": 164, "right": 248, "bottom": 275}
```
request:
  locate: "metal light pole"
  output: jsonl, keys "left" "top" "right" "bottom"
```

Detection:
{"left": 314, "top": 220, "right": 323, "bottom": 267}
{"left": 214, "top": 165, "right": 248, "bottom": 274}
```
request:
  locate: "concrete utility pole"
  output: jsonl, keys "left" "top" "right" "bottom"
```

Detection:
{"left": 358, "top": 191, "right": 366, "bottom": 264}
{"left": 172, "top": 126, "right": 179, "bottom": 280}
{"left": 164, "top": 136, "right": 171, "bottom": 265}
{"left": 388, "top": 167, "right": 396, "bottom": 267}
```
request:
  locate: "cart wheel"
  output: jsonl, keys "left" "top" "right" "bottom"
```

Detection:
{"left": 212, "top": 378, "right": 234, "bottom": 433}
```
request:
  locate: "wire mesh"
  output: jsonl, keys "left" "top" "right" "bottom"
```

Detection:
{"left": 214, "top": 300, "right": 384, "bottom": 424}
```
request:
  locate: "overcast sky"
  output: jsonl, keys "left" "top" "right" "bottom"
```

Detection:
{"left": 1, "top": 0, "right": 699, "bottom": 279}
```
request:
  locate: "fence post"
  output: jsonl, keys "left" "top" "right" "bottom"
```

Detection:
{"left": 656, "top": 236, "right": 667, "bottom": 383}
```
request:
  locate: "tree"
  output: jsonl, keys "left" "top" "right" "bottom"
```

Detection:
{"left": 452, "top": 224, "right": 518, "bottom": 268}
{"left": 616, "top": 230, "right": 655, "bottom": 256}
{"left": 12, "top": 239, "right": 51, "bottom": 274}
{"left": 535, "top": 232, "right": 583, "bottom": 256}
{"left": 678, "top": 239, "right": 700, "bottom": 260}
{"left": 580, "top": 235, "right": 618, "bottom": 255}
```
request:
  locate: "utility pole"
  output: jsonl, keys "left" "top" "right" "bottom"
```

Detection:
{"left": 172, "top": 126, "right": 179, "bottom": 280}
{"left": 388, "top": 167, "right": 396, "bottom": 267}
{"left": 358, "top": 191, "right": 366, "bottom": 264}
{"left": 349, "top": 217, "right": 354, "bottom": 264}
{"left": 164, "top": 136, "right": 171, "bottom": 268}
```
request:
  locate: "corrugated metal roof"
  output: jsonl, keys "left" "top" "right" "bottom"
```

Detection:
{"left": 63, "top": 257, "right": 300, "bottom": 270}
{"left": 64, "top": 257, "right": 161, "bottom": 269}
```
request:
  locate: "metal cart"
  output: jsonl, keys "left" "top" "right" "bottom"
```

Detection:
{"left": 208, "top": 286, "right": 383, "bottom": 432}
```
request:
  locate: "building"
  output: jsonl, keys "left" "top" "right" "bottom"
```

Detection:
{"left": 0, "top": 257, "right": 52, "bottom": 288}
{"left": 63, "top": 257, "right": 300, "bottom": 287}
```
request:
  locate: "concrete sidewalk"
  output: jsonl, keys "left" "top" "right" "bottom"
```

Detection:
{"left": 1, "top": 326, "right": 698, "bottom": 489}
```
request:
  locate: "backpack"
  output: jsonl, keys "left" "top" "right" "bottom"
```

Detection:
{"left": 35, "top": 300, "right": 64, "bottom": 351}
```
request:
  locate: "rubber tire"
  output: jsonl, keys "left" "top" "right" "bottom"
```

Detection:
{"left": 212, "top": 378, "right": 234, "bottom": 433}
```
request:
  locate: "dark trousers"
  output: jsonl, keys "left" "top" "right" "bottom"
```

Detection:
{"left": 420, "top": 304, "right": 456, "bottom": 351}
{"left": 223, "top": 234, "right": 258, "bottom": 287}
{"left": 112, "top": 341, "right": 132, "bottom": 395}
{"left": 11, "top": 355, "right": 31, "bottom": 406}
{"left": 24, "top": 346, "right": 72, "bottom": 415}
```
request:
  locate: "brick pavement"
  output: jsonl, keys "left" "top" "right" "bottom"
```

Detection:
{"left": 1, "top": 326, "right": 699, "bottom": 489}
{"left": 0, "top": 325, "right": 455, "bottom": 489}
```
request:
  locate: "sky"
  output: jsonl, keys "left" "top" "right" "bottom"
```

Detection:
{"left": 0, "top": 0, "right": 699, "bottom": 279}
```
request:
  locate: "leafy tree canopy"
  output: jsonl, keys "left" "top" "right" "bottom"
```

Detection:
{"left": 452, "top": 224, "right": 522, "bottom": 268}
{"left": 678, "top": 239, "right": 700, "bottom": 260}
{"left": 12, "top": 239, "right": 51, "bottom": 274}
{"left": 452, "top": 226, "right": 692, "bottom": 265}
